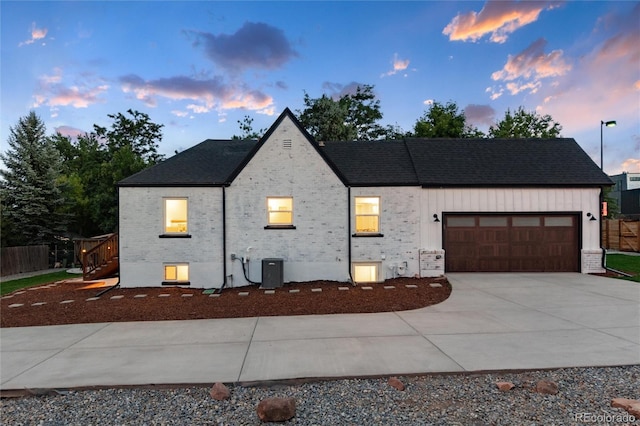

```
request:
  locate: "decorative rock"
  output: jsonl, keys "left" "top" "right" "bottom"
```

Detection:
{"left": 611, "top": 398, "right": 640, "bottom": 417}
{"left": 388, "top": 377, "right": 405, "bottom": 391}
{"left": 256, "top": 397, "right": 296, "bottom": 422}
{"left": 209, "top": 382, "right": 230, "bottom": 401}
{"left": 496, "top": 381, "right": 515, "bottom": 391}
{"left": 535, "top": 379, "right": 559, "bottom": 395}
{"left": 629, "top": 402, "right": 640, "bottom": 418}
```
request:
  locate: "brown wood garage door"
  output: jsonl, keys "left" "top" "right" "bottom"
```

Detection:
{"left": 444, "top": 214, "right": 579, "bottom": 272}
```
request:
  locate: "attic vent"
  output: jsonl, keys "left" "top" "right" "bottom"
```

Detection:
{"left": 283, "top": 139, "right": 292, "bottom": 149}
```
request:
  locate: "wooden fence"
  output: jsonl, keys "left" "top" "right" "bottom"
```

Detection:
{"left": 602, "top": 219, "right": 640, "bottom": 252}
{"left": 1, "top": 245, "right": 49, "bottom": 277}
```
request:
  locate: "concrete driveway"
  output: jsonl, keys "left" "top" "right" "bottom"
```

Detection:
{"left": 1, "top": 273, "right": 638, "bottom": 390}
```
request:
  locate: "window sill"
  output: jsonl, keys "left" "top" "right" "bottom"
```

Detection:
{"left": 264, "top": 225, "right": 296, "bottom": 230}
{"left": 159, "top": 234, "right": 192, "bottom": 238}
{"left": 352, "top": 233, "right": 384, "bottom": 238}
{"left": 162, "top": 281, "right": 190, "bottom": 286}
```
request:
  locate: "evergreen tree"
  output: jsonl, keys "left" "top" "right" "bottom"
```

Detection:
{"left": 1, "top": 112, "right": 67, "bottom": 246}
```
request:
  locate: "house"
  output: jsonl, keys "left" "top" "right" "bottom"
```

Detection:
{"left": 609, "top": 172, "right": 640, "bottom": 219}
{"left": 117, "top": 108, "right": 613, "bottom": 288}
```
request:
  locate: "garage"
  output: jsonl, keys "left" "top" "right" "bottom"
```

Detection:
{"left": 444, "top": 214, "right": 580, "bottom": 272}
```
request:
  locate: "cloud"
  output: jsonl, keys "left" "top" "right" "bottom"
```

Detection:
{"left": 19, "top": 22, "right": 48, "bottom": 46}
{"left": 535, "top": 5, "right": 639, "bottom": 129}
{"left": 532, "top": 4, "right": 639, "bottom": 173}
{"left": 492, "top": 38, "right": 571, "bottom": 82}
{"left": 621, "top": 158, "right": 640, "bottom": 173}
{"left": 489, "top": 38, "right": 571, "bottom": 96}
{"left": 463, "top": 104, "right": 496, "bottom": 128}
{"left": 192, "top": 22, "right": 298, "bottom": 72}
{"left": 33, "top": 68, "right": 109, "bottom": 109}
{"left": 443, "top": 1, "right": 559, "bottom": 43}
{"left": 320, "top": 81, "right": 372, "bottom": 99}
{"left": 381, "top": 54, "right": 411, "bottom": 77}
{"left": 54, "top": 125, "right": 86, "bottom": 139}
{"left": 119, "top": 74, "right": 274, "bottom": 112}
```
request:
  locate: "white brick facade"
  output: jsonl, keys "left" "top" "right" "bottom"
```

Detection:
{"left": 226, "top": 116, "right": 348, "bottom": 286}
{"left": 117, "top": 111, "right": 607, "bottom": 288}
{"left": 119, "top": 187, "right": 224, "bottom": 288}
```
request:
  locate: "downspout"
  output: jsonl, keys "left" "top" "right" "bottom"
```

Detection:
{"left": 221, "top": 185, "right": 227, "bottom": 293}
{"left": 347, "top": 186, "right": 354, "bottom": 285}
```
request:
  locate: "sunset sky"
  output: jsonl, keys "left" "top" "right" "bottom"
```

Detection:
{"left": 1, "top": 1, "right": 638, "bottom": 175}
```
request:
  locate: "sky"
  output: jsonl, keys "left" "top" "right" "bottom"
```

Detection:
{"left": 1, "top": 1, "right": 638, "bottom": 175}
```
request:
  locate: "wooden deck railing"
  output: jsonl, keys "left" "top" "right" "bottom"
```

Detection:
{"left": 82, "top": 233, "right": 119, "bottom": 280}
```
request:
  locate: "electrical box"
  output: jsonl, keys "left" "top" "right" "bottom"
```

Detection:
{"left": 262, "top": 258, "right": 284, "bottom": 288}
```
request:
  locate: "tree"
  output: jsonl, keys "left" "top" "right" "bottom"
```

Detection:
{"left": 52, "top": 132, "right": 109, "bottom": 237}
{"left": 55, "top": 110, "right": 164, "bottom": 236}
{"left": 298, "top": 93, "right": 354, "bottom": 141}
{"left": 0, "top": 112, "right": 67, "bottom": 246}
{"left": 413, "top": 101, "right": 483, "bottom": 138}
{"left": 298, "top": 84, "right": 385, "bottom": 141}
{"left": 94, "top": 109, "right": 164, "bottom": 163}
{"left": 340, "top": 84, "right": 385, "bottom": 140}
{"left": 383, "top": 123, "right": 411, "bottom": 140}
{"left": 232, "top": 115, "right": 266, "bottom": 140}
{"left": 489, "top": 107, "right": 562, "bottom": 138}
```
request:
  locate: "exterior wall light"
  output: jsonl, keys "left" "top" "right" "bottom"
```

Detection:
{"left": 433, "top": 214, "right": 440, "bottom": 223}
{"left": 587, "top": 212, "right": 597, "bottom": 222}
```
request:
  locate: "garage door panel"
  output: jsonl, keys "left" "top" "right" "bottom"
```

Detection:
{"left": 444, "top": 214, "right": 579, "bottom": 273}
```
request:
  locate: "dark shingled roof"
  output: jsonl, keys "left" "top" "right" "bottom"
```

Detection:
{"left": 321, "top": 140, "right": 418, "bottom": 186}
{"left": 118, "top": 139, "right": 257, "bottom": 186}
{"left": 118, "top": 109, "right": 612, "bottom": 188}
{"left": 405, "top": 138, "right": 612, "bottom": 187}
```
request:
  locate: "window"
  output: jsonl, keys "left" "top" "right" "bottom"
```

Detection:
{"left": 479, "top": 217, "right": 508, "bottom": 227}
{"left": 446, "top": 216, "right": 475, "bottom": 227}
{"left": 163, "top": 263, "right": 189, "bottom": 284}
{"left": 164, "top": 198, "right": 188, "bottom": 234}
{"left": 513, "top": 216, "right": 541, "bottom": 227}
{"left": 353, "top": 263, "right": 380, "bottom": 283}
{"left": 355, "top": 197, "right": 380, "bottom": 234}
{"left": 267, "top": 197, "right": 293, "bottom": 226}
{"left": 545, "top": 216, "right": 573, "bottom": 227}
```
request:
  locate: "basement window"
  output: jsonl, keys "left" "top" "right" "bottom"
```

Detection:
{"left": 163, "top": 263, "right": 190, "bottom": 285}
{"left": 353, "top": 262, "right": 380, "bottom": 283}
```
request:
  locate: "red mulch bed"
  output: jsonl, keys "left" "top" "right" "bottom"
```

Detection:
{"left": 1, "top": 276, "right": 451, "bottom": 328}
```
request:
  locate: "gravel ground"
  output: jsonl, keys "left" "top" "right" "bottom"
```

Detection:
{"left": 2, "top": 365, "right": 638, "bottom": 425}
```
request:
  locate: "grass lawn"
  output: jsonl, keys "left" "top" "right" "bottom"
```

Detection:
{"left": 606, "top": 253, "right": 640, "bottom": 282}
{"left": 0, "top": 271, "right": 82, "bottom": 296}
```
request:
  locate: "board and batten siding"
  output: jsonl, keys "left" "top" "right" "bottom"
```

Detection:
{"left": 225, "top": 115, "right": 349, "bottom": 286}
{"left": 119, "top": 186, "right": 225, "bottom": 288}
{"left": 420, "top": 187, "right": 604, "bottom": 274}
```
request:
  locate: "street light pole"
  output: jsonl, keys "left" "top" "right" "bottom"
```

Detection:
{"left": 600, "top": 120, "right": 616, "bottom": 170}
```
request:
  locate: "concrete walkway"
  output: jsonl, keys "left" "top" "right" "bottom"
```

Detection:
{"left": 1, "top": 273, "right": 638, "bottom": 390}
